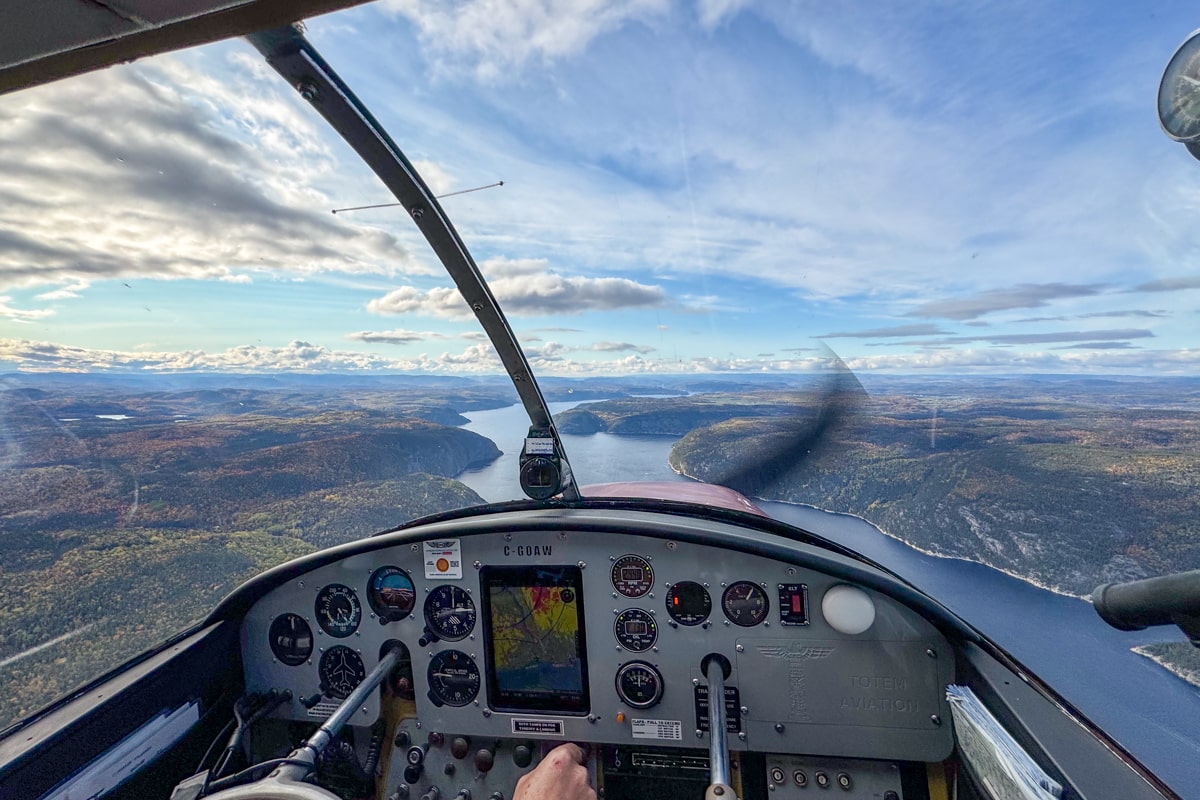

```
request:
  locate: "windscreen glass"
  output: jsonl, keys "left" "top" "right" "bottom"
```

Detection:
{"left": 2, "top": 4, "right": 1200, "bottom": 795}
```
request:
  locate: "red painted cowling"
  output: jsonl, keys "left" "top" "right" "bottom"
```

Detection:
{"left": 580, "top": 481, "right": 767, "bottom": 517}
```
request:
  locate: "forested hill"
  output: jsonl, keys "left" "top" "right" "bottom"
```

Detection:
{"left": 0, "top": 382, "right": 500, "bottom": 728}
{"left": 559, "top": 382, "right": 1200, "bottom": 598}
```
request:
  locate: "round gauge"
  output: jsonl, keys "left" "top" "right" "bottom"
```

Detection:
{"left": 268, "top": 613, "right": 313, "bottom": 666}
{"left": 368, "top": 566, "right": 416, "bottom": 621}
{"left": 1159, "top": 30, "right": 1200, "bottom": 141}
{"left": 615, "top": 661, "right": 664, "bottom": 709}
{"left": 427, "top": 650, "right": 481, "bottom": 707}
{"left": 721, "top": 581, "right": 769, "bottom": 627}
{"left": 315, "top": 584, "right": 361, "bottom": 638}
{"left": 665, "top": 581, "right": 711, "bottom": 626}
{"left": 319, "top": 646, "right": 366, "bottom": 700}
{"left": 614, "top": 608, "right": 658, "bottom": 652}
{"left": 611, "top": 555, "right": 654, "bottom": 598}
{"left": 423, "top": 585, "right": 476, "bottom": 641}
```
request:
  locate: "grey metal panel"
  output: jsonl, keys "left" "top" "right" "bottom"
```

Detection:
{"left": 241, "top": 527, "right": 954, "bottom": 763}
{"left": 763, "top": 755, "right": 904, "bottom": 798}
{"left": 738, "top": 637, "right": 953, "bottom": 761}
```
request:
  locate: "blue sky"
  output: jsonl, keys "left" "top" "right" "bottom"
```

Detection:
{"left": 2, "top": 0, "right": 1200, "bottom": 375}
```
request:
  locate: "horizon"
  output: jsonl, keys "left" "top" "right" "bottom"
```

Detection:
{"left": 3, "top": 2, "right": 1200, "bottom": 376}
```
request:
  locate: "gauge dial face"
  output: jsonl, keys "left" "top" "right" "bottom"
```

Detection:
{"left": 319, "top": 646, "right": 365, "bottom": 700}
{"left": 614, "top": 608, "right": 658, "bottom": 651}
{"left": 424, "top": 585, "right": 476, "bottom": 640}
{"left": 427, "top": 649, "right": 481, "bottom": 707}
{"left": 1160, "top": 31, "right": 1200, "bottom": 141}
{"left": 615, "top": 661, "right": 664, "bottom": 709}
{"left": 611, "top": 555, "right": 654, "bottom": 598}
{"left": 268, "top": 613, "right": 313, "bottom": 666}
{"left": 315, "top": 584, "right": 361, "bottom": 638}
{"left": 665, "top": 581, "right": 711, "bottom": 626}
{"left": 721, "top": 581, "right": 769, "bottom": 627}
{"left": 368, "top": 566, "right": 416, "bottom": 621}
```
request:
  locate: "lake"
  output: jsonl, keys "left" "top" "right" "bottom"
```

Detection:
{"left": 456, "top": 401, "right": 1200, "bottom": 797}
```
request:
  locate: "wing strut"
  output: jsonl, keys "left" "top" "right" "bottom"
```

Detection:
{"left": 247, "top": 25, "right": 579, "bottom": 501}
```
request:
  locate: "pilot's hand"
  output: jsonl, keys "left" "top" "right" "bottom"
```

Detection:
{"left": 513, "top": 743, "right": 595, "bottom": 800}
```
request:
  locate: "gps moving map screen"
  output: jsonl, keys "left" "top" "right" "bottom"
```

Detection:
{"left": 481, "top": 565, "right": 589, "bottom": 714}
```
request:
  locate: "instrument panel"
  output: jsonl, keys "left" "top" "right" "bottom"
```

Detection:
{"left": 242, "top": 519, "right": 954, "bottom": 767}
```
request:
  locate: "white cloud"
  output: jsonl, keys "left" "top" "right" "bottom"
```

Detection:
{"left": 413, "top": 159, "right": 456, "bottom": 195}
{"left": 0, "top": 297, "right": 55, "bottom": 321}
{"left": 367, "top": 272, "right": 666, "bottom": 318}
{"left": 0, "top": 52, "right": 434, "bottom": 297}
{"left": 591, "top": 341, "right": 655, "bottom": 353}
{"left": 0, "top": 338, "right": 502, "bottom": 374}
{"left": 696, "top": 0, "right": 752, "bottom": 29}
{"left": 34, "top": 280, "right": 90, "bottom": 300}
{"left": 480, "top": 257, "right": 547, "bottom": 279}
{"left": 345, "top": 328, "right": 451, "bottom": 344}
{"left": 381, "top": 0, "right": 670, "bottom": 81}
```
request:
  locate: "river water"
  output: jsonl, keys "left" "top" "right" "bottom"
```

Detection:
{"left": 456, "top": 402, "right": 1200, "bottom": 796}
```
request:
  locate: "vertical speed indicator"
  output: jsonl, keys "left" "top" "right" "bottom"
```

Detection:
{"left": 611, "top": 554, "right": 654, "bottom": 598}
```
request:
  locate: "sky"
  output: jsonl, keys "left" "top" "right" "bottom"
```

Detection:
{"left": 2, "top": 0, "right": 1200, "bottom": 376}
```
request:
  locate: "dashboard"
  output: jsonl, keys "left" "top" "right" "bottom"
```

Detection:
{"left": 237, "top": 507, "right": 955, "bottom": 800}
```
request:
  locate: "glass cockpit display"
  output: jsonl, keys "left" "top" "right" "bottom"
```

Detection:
{"left": 481, "top": 565, "right": 589, "bottom": 714}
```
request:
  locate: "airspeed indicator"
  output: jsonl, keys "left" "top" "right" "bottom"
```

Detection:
{"left": 315, "top": 584, "right": 361, "bottom": 638}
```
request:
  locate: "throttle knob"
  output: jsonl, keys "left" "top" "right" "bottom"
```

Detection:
{"left": 450, "top": 737, "right": 471, "bottom": 759}
{"left": 512, "top": 744, "right": 533, "bottom": 769}
{"left": 474, "top": 748, "right": 495, "bottom": 773}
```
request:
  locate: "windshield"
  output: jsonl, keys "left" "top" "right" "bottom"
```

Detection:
{"left": 2, "top": 1, "right": 1199, "bottom": 791}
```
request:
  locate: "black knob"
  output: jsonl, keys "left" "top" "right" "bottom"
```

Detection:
{"left": 300, "top": 692, "right": 323, "bottom": 709}
{"left": 421, "top": 788, "right": 441, "bottom": 800}
{"left": 395, "top": 730, "right": 412, "bottom": 748}
{"left": 404, "top": 766, "right": 423, "bottom": 785}
{"left": 450, "top": 737, "right": 471, "bottom": 759}
{"left": 883, "top": 793, "right": 899, "bottom": 800}
{"left": 443, "top": 763, "right": 456, "bottom": 776}
{"left": 512, "top": 745, "right": 533, "bottom": 769}
{"left": 489, "top": 793, "right": 504, "bottom": 800}
{"left": 474, "top": 749, "right": 495, "bottom": 773}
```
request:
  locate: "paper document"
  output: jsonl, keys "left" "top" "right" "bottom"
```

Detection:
{"left": 946, "top": 684, "right": 1063, "bottom": 800}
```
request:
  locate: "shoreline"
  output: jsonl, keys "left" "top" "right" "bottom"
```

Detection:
{"left": 671, "top": 463, "right": 1087, "bottom": 599}
{"left": 1132, "top": 645, "right": 1200, "bottom": 690}
{"left": 771, "top": 499, "right": 1088, "bottom": 601}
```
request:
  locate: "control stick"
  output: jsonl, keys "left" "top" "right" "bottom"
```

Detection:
{"left": 701, "top": 654, "right": 737, "bottom": 800}
{"left": 200, "top": 642, "right": 405, "bottom": 799}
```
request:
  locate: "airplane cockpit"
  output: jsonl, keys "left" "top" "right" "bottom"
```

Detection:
{"left": 225, "top": 501, "right": 953, "bottom": 800}
{"left": 0, "top": 6, "right": 1197, "bottom": 800}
